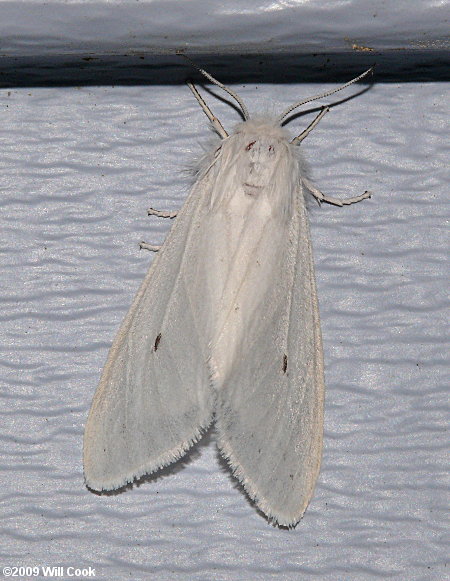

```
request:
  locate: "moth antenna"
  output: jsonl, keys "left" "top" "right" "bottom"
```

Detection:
{"left": 178, "top": 52, "right": 250, "bottom": 121}
{"left": 277, "top": 67, "right": 374, "bottom": 123}
{"left": 186, "top": 81, "right": 228, "bottom": 138}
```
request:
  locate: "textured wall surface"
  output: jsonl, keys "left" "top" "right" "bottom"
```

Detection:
{"left": 1, "top": 74, "right": 448, "bottom": 580}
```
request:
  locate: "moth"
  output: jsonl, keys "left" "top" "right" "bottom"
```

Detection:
{"left": 84, "top": 60, "right": 372, "bottom": 527}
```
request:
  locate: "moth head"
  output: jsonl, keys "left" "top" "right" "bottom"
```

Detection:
{"left": 232, "top": 119, "right": 291, "bottom": 193}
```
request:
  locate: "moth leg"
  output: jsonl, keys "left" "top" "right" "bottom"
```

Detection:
{"left": 302, "top": 176, "right": 372, "bottom": 207}
{"left": 187, "top": 81, "right": 228, "bottom": 139}
{"left": 139, "top": 241, "right": 161, "bottom": 252}
{"left": 291, "top": 107, "right": 330, "bottom": 145}
{"left": 142, "top": 207, "right": 176, "bottom": 251}
{"left": 147, "top": 207, "right": 178, "bottom": 219}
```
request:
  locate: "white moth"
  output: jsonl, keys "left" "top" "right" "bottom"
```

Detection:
{"left": 84, "top": 61, "right": 372, "bottom": 527}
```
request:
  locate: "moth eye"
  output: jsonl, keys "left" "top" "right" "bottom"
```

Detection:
{"left": 269, "top": 145, "right": 274, "bottom": 152}
{"left": 246, "top": 141, "right": 256, "bottom": 151}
